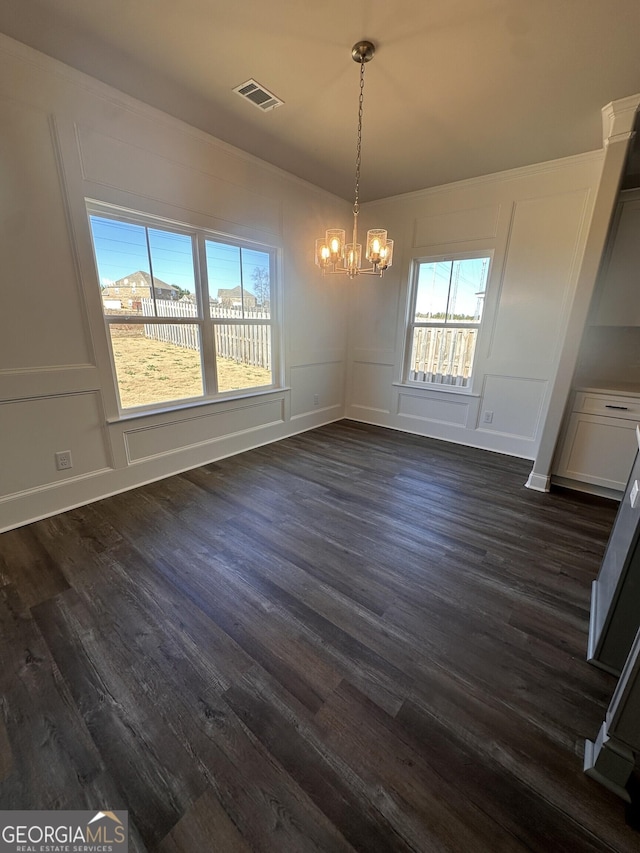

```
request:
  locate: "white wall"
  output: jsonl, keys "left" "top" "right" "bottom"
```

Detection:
{"left": 348, "top": 152, "right": 605, "bottom": 460}
{"left": 0, "top": 34, "right": 349, "bottom": 532}
{"left": 0, "top": 32, "right": 629, "bottom": 533}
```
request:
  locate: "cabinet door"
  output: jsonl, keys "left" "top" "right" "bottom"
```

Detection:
{"left": 593, "top": 196, "right": 640, "bottom": 326}
{"left": 555, "top": 413, "right": 638, "bottom": 490}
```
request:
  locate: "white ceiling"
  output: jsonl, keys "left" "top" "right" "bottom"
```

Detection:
{"left": 2, "top": 1, "right": 640, "bottom": 201}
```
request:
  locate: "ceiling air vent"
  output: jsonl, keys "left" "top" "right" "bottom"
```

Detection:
{"left": 233, "top": 79, "right": 284, "bottom": 112}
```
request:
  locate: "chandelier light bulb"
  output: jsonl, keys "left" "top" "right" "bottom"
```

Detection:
{"left": 366, "top": 228, "right": 387, "bottom": 266}
{"left": 315, "top": 238, "right": 331, "bottom": 269}
{"left": 379, "top": 239, "right": 394, "bottom": 270}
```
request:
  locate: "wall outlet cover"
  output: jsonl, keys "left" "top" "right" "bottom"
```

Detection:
{"left": 55, "top": 450, "right": 73, "bottom": 471}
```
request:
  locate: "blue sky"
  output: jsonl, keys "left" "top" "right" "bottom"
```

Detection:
{"left": 89, "top": 215, "right": 269, "bottom": 295}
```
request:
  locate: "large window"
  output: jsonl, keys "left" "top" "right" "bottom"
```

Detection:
{"left": 405, "top": 254, "right": 491, "bottom": 389}
{"left": 88, "top": 204, "right": 277, "bottom": 412}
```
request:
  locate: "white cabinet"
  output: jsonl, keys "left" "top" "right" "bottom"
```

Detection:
{"left": 555, "top": 391, "right": 640, "bottom": 493}
{"left": 592, "top": 190, "right": 640, "bottom": 326}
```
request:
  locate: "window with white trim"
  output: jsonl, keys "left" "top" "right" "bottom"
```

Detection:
{"left": 87, "top": 204, "right": 277, "bottom": 412}
{"left": 405, "top": 254, "right": 491, "bottom": 389}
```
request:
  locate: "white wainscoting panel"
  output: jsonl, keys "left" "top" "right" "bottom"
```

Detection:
{"left": 290, "top": 362, "right": 344, "bottom": 419}
{"left": 413, "top": 204, "right": 501, "bottom": 247}
{"left": 478, "top": 375, "right": 548, "bottom": 439}
{"left": 350, "top": 362, "right": 394, "bottom": 414}
{"left": 397, "top": 391, "right": 470, "bottom": 427}
{"left": 0, "top": 366, "right": 100, "bottom": 401}
{"left": 0, "top": 96, "right": 92, "bottom": 370}
{"left": 123, "top": 397, "right": 285, "bottom": 462}
{"left": 487, "top": 190, "right": 589, "bottom": 370}
{"left": 0, "top": 392, "right": 110, "bottom": 499}
{"left": 76, "top": 124, "right": 282, "bottom": 235}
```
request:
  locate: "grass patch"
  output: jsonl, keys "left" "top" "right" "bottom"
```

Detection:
{"left": 110, "top": 327, "right": 271, "bottom": 409}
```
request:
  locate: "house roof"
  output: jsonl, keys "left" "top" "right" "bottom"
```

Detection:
{"left": 1, "top": 2, "right": 640, "bottom": 200}
{"left": 112, "top": 271, "right": 179, "bottom": 292}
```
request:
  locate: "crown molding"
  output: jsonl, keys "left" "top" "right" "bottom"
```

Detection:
{"left": 601, "top": 93, "right": 640, "bottom": 146}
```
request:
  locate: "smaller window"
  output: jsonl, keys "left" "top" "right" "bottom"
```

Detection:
{"left": 405, "top": 255, "right": 490, "bottom": 389}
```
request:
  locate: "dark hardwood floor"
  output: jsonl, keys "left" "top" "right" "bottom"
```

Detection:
{"left": 0, "top": 420, "right": 637, "bottom": 851}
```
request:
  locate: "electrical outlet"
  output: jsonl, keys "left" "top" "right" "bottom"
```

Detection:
{"left": 55, "top": 450, "right": 73, "bottom": 471}
{"left": 313, "top": 394, "right": 319, "bottom": 406}
{"left": 483, "top": 411, "right": 494, "bottom": 424}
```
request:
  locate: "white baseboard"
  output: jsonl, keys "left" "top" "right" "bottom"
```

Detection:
{"left": 524, "top": 471, "right": 550, "bottom": 492}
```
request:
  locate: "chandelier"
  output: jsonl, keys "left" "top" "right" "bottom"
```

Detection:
{"left": 315, "top": 41, "right": 394, "bottom": 278}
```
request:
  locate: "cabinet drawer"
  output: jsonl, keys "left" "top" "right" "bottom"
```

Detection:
{"left": 574, "top": 392, "right": 640, "bottom": 421}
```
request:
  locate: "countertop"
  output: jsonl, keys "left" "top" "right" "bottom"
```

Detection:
{"left": 574, "top": 383, "right": 640, "bottom": 398}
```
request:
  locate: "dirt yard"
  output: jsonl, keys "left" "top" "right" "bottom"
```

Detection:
{"left": 110, "top": 327, "right": 271, "bottom": 408}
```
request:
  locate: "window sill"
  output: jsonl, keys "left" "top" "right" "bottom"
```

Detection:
{"left": 106, "top": 386, "right": 289, "bottom": 424}
{"left": 393, "top": 381, "right": 480, "bottom": 397}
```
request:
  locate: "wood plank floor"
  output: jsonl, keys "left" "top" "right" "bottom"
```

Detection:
{"left": 0, "top": 420, "right": 638, "bottom": 851}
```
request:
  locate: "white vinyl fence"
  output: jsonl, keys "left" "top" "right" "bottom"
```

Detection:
{"left": 408, "top": 327, "right": 478, "bottom": 387}
{"left": 141, "top": 299, "right": 271, "bottom": 370}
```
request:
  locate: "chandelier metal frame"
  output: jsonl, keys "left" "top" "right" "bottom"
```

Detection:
{"left": 315, "top": 41, "right": 394, "bottom": 279}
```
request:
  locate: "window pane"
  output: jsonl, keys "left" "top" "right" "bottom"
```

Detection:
{"left": 90, "top": 217, "right": 198, "bottom": 319}
{"left": 147, "top": 229, "right": 197, "bottom": 317}
{"left": 446, "top": 258, "right": 489, "bottom": 323}
{"left": 414, "top": 258, "right": 490, "bottom": 324}
{"left": 241, "top": 249, "right": 271, "bottom": 317}
{"left": 207, "top": 241, "right": 242, "bottom": 317}
{"left": 206, "top": 241, "right": 271, "bottom": 319}
{"left": 109, "top": 323, "right": 203, "bottom": 409}
{"left": 414, "top": 262, "right": 451, "bottom": 321}
{"left": 408, "top": 327, "right": 478, "bottom": 387}
{"left": 90, "top": 216, "right": 150, "bottom": 315}
{"left": 214, "top": 323, "right": 272, "bottom": 392}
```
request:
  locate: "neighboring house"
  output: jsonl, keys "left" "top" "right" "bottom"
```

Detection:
{"left": 101, "top": 270, "right": 181, "bottom": 309}
{"left": 216, "top": 285, "right": 257, "bottom": 310}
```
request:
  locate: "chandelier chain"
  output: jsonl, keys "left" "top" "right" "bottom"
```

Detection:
{"left": 353, "top": 57, "right": 366, "bottom": 218}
